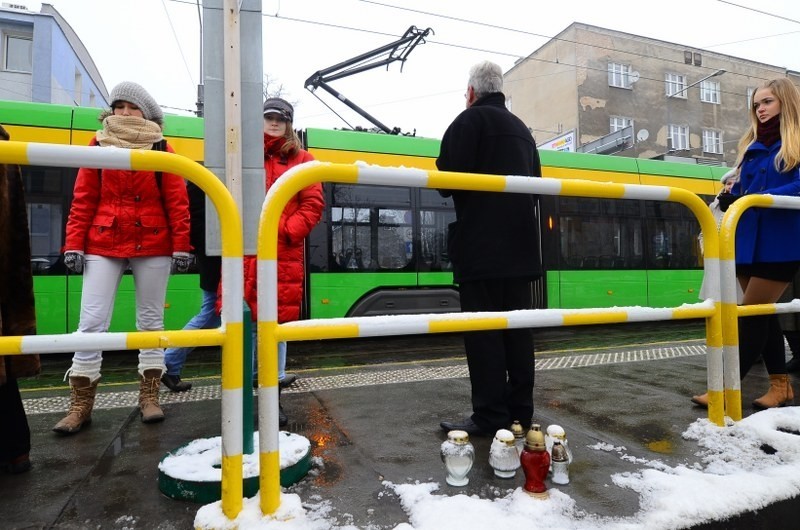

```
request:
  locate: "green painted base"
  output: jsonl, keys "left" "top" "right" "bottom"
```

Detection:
{"left": 158, "top": 435, "right": 312, "bottom": 504}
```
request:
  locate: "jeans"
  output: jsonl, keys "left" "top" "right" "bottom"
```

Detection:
{"left": 164, "top": 289, "right": 221, "bottom": 376}
{"left": 251, "top": 331, "right": 288, "bottom": 382}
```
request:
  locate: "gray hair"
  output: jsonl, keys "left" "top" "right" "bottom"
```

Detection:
{"left": 468, "top": 60, "right": 503, "bottom": 97}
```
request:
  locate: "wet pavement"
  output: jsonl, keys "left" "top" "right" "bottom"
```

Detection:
{"left": 3, "top": 329, "right": 799, "bottom": 529}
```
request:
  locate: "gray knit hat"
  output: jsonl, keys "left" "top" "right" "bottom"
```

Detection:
{"left": 263, "top": 97, "right": 293, "bottom": 122}
{"left": 110, "top": 81, "right": 163, "bottom": 123}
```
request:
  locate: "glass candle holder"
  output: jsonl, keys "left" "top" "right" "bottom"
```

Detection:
{"left": 441, "top": 430, "right": 475, "bottom": 486}
{"left": 551, "top": 439, "right": 570, "bottom": 485}
{"left": 489, "top": 428, "right": 520, "bottom": 478}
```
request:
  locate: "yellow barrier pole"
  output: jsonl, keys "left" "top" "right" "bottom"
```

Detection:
{"left": 256, "top": 162, "right": 358, "bottom": 515}
{"left": 131, "top": 148, "right": 245, "bottom": 519}
{"left": 0, "top": 142, "right": 245, "bottom": 519}
{"left": 719, "top": 194, "right": 775, "bottom": 422}
{"left": 260, "top": 163, "right": 720, "bottom": 429}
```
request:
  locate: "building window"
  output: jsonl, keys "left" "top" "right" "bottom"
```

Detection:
{"left": 74, "top": 69, "right": 83, "bottom": 105}
{"left": 608, "top": 62, "right": 632, "bottom": 89}
{"left": 668, "top": 124, "right": 689, "bottom": 151}
{"left": 700, "top": 80, "right": 721, "bottom": 104}
{"left": 665, "top": 73, "right": 687, "bottom": 98}
{"left": 610, "top": 116, "right": 633, "bottom": 133}
{"left": 702, "top": 129, "right": 723, "bottom": 154}
{"left": 5, "top": 34, "right": 32, "bottom": 72}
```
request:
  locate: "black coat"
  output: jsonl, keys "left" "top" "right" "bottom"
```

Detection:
{"left": 436, "top": 92, "right": 542, "bottom": 283}
{"left": 187, "top": 181, "right": 222, "bottom": 292}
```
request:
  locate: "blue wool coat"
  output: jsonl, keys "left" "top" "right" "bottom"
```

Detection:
{"left": 733, "top": 140, "right": 800, "bottom": 264}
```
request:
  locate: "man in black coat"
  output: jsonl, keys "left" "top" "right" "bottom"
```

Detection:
{"left": 438, "top": 60, "right": 542, "bottom": 436}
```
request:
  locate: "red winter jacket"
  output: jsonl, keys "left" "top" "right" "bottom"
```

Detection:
{"left": 64, "top": 137, "right": 191, "bottom": 257}
{"left": 225, "top": 148, "right": 323, "bottom": 322}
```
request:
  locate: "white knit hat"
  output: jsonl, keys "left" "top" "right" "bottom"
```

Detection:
{"left": 109, "top": 81, "right": 163, "bottom": 123}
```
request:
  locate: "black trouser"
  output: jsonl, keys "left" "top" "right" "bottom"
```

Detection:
{"left": 0, "top": 374, "right": 31, "bottom": 462}
{"left": 738, "top": 314, "right": 787, "bottom": 378}
{"left": 458, "top": 278, "right": 535, "bottom": 431}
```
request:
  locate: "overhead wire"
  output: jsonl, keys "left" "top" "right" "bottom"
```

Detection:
{"left": 158, "top": 0, "right": 797, "bottom": 122}
{"left": 160, "top": 0, "right": 196, "bottom": 87}
{"left": 260, "top": 10, "right": 760, "bottom": 107}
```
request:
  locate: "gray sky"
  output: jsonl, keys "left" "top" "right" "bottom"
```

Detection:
{"left": 37, "top": 0, "right": 800, "bottom": 140}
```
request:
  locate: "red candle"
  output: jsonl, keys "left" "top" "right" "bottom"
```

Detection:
{"left": 520, "top": 424, "right": 550, "bottom": 499}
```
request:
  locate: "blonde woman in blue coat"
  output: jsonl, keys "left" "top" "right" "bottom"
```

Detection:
{"left": 693, "top": 78, "right": 800, "bottom": 410}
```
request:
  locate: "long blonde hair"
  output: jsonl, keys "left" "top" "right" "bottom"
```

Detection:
{"left": 735, "top": 78, "right": 800, "bottom": 172}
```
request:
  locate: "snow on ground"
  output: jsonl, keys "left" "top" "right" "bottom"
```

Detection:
{"left": 194, "top": 408, "right": 800, "bottom": 529}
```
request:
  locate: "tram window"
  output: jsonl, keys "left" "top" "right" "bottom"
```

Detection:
{"left": 645, "top": 218, "right": 701, "bottom": 269}
{"left": 330, "top": 206, "right": 413, "bottom": 271}
{"left": 420, "top": 209, "right": 455, "bottom": 271}
{"left": 24, "top": 166, "right": 65, "bottom": 194}
{"left": 22, "top": 166, "right": 73, "bottom": 275}
{"left": 559, "top": 196, "right": 640, "bottom": 216}
{"left": 557, "top": 198, "right": 643, "bottom": 270}
{"left": 420, "top": 188, "right": 453, "bottom": 209}
{"left": 27, "top": 202, "right": 62, "bottom": 267}
{"left": 331, "top": 184, "right": 411, "bottom": 207}
{"left": 643, "top": 201, "right": 701, "bottom": 269}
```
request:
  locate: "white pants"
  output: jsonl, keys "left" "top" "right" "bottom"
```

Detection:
{"left": 69, "top": 254, "right": 171, "bottom": 380}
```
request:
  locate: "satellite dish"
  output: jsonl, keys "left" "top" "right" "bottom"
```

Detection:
{"left": 637, "top": 129, "right": 649, "bottom": 142}
{"left": 630, "top": 71, "right": 640, "bottom": 84}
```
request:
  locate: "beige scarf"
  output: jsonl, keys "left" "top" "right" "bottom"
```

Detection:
{"left": 95, "top": 115, "right": 163, "bottom": 149}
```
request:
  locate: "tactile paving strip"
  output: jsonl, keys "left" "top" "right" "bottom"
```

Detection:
{"left": 23, "top": 343, "right": 706, "bottom": 415}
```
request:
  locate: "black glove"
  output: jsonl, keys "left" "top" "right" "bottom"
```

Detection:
{"left": 170, "top": 252, "right": 193, "bottom": 274}
{"left": 63, "top": 251, "right": 85, "bottom": 274}
{"left": 717, "top": 192, "right": 739, "bottom": 212}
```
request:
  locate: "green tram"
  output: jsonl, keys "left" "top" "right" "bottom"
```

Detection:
{"left": 1, "top": 99, "right": 727, "bottom": 335}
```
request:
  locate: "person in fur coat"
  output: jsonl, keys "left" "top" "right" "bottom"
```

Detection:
{"left": 0, "top": 123, "right": 40, "bottom": 474}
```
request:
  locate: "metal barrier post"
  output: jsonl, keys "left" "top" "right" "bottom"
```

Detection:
{"left": 717, "top": 194, "right": 800, "bottom": 421}
{"left": 243, "top": 302, "right": 254, "bottom": 455}
{"left": 0, "top": 142, "right": 246, "bottom": 522}
{"left": 254, "top": 162, "right": 723, "bottom": 516}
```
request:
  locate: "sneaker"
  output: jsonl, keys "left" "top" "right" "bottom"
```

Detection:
{"left": 161, "top": 373, "right": 192, "bottom": 392}
{"left": 279, "top": 373, "right": 298, "bottom": 388}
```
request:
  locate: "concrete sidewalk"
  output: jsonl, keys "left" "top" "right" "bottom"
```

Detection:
{"left": 2, "top": 339, "right": 798, "bottom": 529}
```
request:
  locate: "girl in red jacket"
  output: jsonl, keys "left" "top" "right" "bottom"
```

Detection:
{"left": 239, "top": 97, "right": 323, "bottom": 426}
{"left": 53, "top": 82, "right": 191, "bottom": 434}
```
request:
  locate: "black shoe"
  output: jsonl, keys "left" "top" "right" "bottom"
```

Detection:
{"left": 279, "top": 373, "right": 297, "bottom": 388}
{"left": 787, "top": 356, "right": 800, "bottom": 373}
{"left": 279, "top": 404, "right": 288, "bottom": 428}
{"left": 440, "top": 417, "right": 491, "bottom": 436}
{"left": 0, "top": 454, "right": 31, "bottom": 474}
{"left": 161, "top": 373, "right": 192, "bottom": 392}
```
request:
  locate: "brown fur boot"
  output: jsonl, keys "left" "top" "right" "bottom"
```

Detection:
{"left": 139, "top": 369, "right": 165, "bottom": 423}
{"left": 53, "top": 376, "right": 98, "bottom": 435}
{"left": 753, "top": 374, "right": 795, "bottom": 410}
{"left": 691, "top": 392, "right": 709, "bottom": 408}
